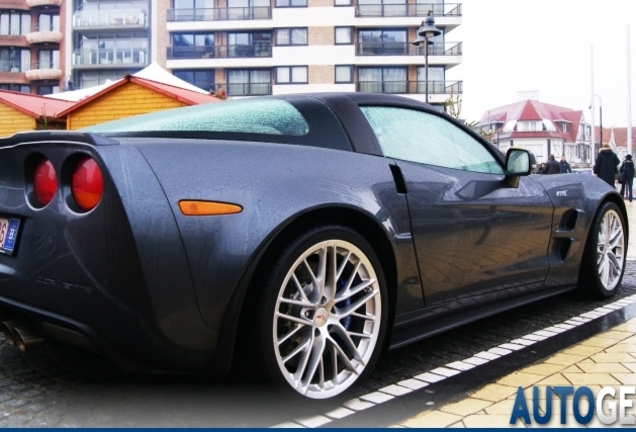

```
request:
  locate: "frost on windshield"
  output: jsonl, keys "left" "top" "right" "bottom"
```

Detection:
{"left": 84, "top": 98, "right": 310, "bottom": 136}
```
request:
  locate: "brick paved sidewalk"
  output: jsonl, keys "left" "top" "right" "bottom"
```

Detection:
{"left": 395, "top": 317, "right": 636, "bottom": 428}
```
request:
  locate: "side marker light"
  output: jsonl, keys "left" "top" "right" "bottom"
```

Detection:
{"left": 178, "top": 200, "right": 243, "bottom": 216}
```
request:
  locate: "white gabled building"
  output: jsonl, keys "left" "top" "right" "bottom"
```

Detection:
{"left": 479, "top": 92, "right": 593, "bottom": 167}
{"left": 158, "top": 0, "right": 463, "bottom": 107}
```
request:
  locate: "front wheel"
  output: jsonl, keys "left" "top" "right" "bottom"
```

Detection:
{"left": 579, "top": 202, "right": 627, "bottom": 298}
{"left": 254, "top": 226, "right": 388, "bottom": 400}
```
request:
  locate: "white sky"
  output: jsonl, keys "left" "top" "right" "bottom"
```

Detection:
{"left": 445, "top": 0, "right": 636, "bottom": 127}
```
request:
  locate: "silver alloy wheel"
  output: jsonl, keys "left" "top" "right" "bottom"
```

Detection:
{"left": 596, "top": 208, "right": 625, "bottom": 291}
{"left": 273, "top": 240, "right": 382, "bottom": 399}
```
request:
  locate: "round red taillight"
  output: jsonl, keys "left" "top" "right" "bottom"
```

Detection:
{"left": 33, "top": 159, "right": 57, "bottom": 207}
{"left": 71, "top": 157, "right": 103, "bottom": 211}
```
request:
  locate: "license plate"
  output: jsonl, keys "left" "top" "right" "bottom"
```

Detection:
{"left": 0, "top": 216, "right": 20, "bottom": 255}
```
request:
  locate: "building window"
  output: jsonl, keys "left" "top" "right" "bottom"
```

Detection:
{"left": 335, "top": 65, "right": 353, "bottom": 83}
{"left": 38, "top": 50, "right": 60, "bottom": 69}
{"left": 0, "top": 48, "right": 31, "bottom": 72}
{"left": 0, "top": 12, "right": 31, "bottom": 35}
{"left": 170, "top": 33, "right": 214, "bottom": 59}
{"left": 227, "top": 69, "right": 271, "bottom": 96}
{"left": 173, "top": 69, "right": 215, "bottom": 91}
{"left": 276, "top": 0, "right": 307, "bottom": 7}
{"left": 77, "top": 69, "right": 138, "bottom": 89}
{"left": 228, "top": 32, "right": 271, "bottom": 57}
{"left": 275, "top": 28, "right": 307, "bottom": 46}
{"left": 276, "top": 66, "right": 307, "bottom": 84}
{"left": 39, "top": 14, "right": 60, "bottom": 32}
{"left": 75, "top": 33, "right": 149, "bottom": 66}
{"left": 357, "top": 0, "right": 406, "bottom": 17}
{"left": 0, "top": 84, "right": 30, "bottom": 93}
{"left": 358, "top": 67, "right": 407, "bottom": 93}
{"left": 335, "top": 0, "right": 351, "bottom": 5}
{"left": 335, "top": 27, "right": 353, "bottom": 45}
{"left": 416, "top": 66, "right": 445, "bottom": 94}
{"left": 37, "top": 85, "right": 59, "bottom": 95}
{"left": 358, "top": 29, "right": 407, "bottom": 55}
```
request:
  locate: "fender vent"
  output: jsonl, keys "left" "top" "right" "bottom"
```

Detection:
{"left": 556, "top": 238, "right": 572, "bottom": 261}
{"left": 560, "top": 209, "right": 579, "bottom": 230}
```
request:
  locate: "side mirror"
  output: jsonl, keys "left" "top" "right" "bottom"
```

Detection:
{"left": 505, "top": 148, "right": 531, "bottom": 187}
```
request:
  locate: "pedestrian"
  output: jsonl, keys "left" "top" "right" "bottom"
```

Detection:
{"left": 542, "top": 154, "right": 560, "bottom": 175}
{"left": 620, "top": 154, "right": 635, "bottom": 202}
{"left": 559, "top": 155, "right": 572, "bottom": 173}
{"left": 536, "top": 163, "right": 546, "bottom": 174}
{"left": 593, "top": 143, "right": 621, "bottom": 187}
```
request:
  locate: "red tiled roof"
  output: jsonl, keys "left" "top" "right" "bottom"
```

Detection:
{"left": 0, "top": 90, "right": 75, "bottom": 119}
{"left": 479, "top": 99, "right": 583, "bottom": 143}
{"left": 601, "top": 126, "right": 636, "bottom": 148}
{"left": 57, "top": 75, "right": 222, "bottom": 117}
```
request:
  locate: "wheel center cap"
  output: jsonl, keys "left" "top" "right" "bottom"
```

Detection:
{"left": 314, "top": 308, "right": 329, "bottom": 327}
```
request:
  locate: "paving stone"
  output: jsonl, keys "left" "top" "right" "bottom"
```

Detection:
{"left": 400, "top": 410, "right": 462, "bottom": 428}
{"left": 439, "top": 398, "right": 492, "bottom": 416}
{"left": 470, "top": 384, "right": 517, "bottom": 402}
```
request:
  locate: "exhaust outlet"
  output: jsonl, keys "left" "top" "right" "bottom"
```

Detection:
{"left": 12, "top": 324, "right": 45, "bottom": 351}
{"left": 0, "top": 319, "right": 26, "bottom": 345}
{"left": 0, "top": 320, "right": 45, "bottom": 351}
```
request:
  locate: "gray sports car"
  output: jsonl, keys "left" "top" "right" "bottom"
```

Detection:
{"left": 0, "top": 93, "right": 628, "bottom": 400}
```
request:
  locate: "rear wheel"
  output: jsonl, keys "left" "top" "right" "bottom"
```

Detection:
{"left": 250, "top": 226, "right": 388, "bottom": 400}
{"left": 579, "top": 202, "right": 627, "bottom": 298}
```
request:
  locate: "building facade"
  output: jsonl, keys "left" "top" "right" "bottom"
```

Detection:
{"left": 162, "top": 0, "right": 462, "bottom": 106}
{"left": 0, "top": 0, "right": 65, "bottom": 94}
{"left": 479, "top": 94, "right": 593, "bottom": 167}
{"left": 68, "top": 0, "right": 152, "bottom": 89}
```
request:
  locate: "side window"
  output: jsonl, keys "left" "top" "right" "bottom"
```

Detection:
{"left": 360, "top": 106, "right": 504, "bottom": 175}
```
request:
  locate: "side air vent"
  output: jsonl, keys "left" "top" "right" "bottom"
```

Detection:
{"left": 556, "top": 238, "right": 572, "bottom": 261}
{"left": 560, "top": 209, "right": 579, "bottom": 231}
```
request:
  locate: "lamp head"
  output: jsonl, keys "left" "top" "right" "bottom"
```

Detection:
{"left": 417, "top": 13, "right": 441, "bottom": 38}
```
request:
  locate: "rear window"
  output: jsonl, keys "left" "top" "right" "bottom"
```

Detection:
{"left": 83, "top": 98, "right": 310, "bottom": 136}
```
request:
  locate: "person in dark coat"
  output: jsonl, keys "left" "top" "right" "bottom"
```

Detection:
{"left": 559, "top": 156, "right": 572, "bottom": 173}
{"left": 543, "top": 154, "right": 560, "bottom": 175}
{"left": 594, "top": 143, "right": 621, "bottom": 187}
{"left": 620, "top": 154, "right": 635, "bottom": 202}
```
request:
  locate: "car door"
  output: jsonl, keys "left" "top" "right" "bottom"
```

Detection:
{"left": 360, "top": 106, "right": 554, "bottom": 306}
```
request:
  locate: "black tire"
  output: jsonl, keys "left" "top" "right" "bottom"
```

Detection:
{"left": 243, "top": 225, "right": 388, "bottom": 401}
{"left": 578, "top": 202, "right": 627, "bottom": 299}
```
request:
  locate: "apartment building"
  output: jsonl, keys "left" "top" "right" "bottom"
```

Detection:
{"left": 162, "top": 0, "right": 462, "bottom": 106}
{"left": 0, "top": 0, "right": 64, "bottom": 94}
{"left": 69, "top": 0, "right": 152, "bottom": 89}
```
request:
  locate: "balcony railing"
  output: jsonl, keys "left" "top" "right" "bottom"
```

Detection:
{"left": 167, "top": 7, "right": 271, "bottom": 21}
{"left": 73, "top": 48, "right": 148, "bottom": 66}
{"left": 356, "top": 80, "right": 463, "bottom": 95}
{"left": 356, "top": 41, "right": 462, "bottom": 56}
{"left": 72, "top": 10, "right": 148, "bottom": 28}
{"left": 167, "top": 43, "right": 272, "bottom": 60}
{"left": 355, "top": 2, "right": 461, "bottom": 18}
{"left": 213, "top": 82, "right": 271, "bottom": 96}
{"left": 25, "top": 61, "right": 62, "bottom": 81}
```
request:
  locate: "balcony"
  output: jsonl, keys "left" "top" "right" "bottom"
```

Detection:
{"left": 356, "top": 41, "right": 462, "bottom": 56}
{"left": 356, "top": 80, "right": 463, "bottom": 95}
{"left": 167, "top": 43, "right": 272, "bottom": 60}
{"left": 25, "top": 29, "right": 63, "bottom": 45}
{"left": 72, "top": 10, "right": 148, "bottom": 30}
{"left": 25, "top": 62, "right": 62, "bottom": 81}
{"left": 214, "top": 82, "right": 271, "bottom": 96}
{"left": 355, "top": 2, "right": 461, "bottom": 18}
{"left": 167, "top": 7, "right": 271, "bottom": 22}
{"left": 26, "top": 0, "right": 62, "bottom": 9}
{"left": 73, "top": 48, "right": 148, "bottom": 68}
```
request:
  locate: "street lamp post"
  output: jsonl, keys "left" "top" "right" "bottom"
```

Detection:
{"left": 412, "top": 11, "right": 441, "bottom": 103}
{"left": 589, "top": 94, "right": 603, "bottom": 155}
